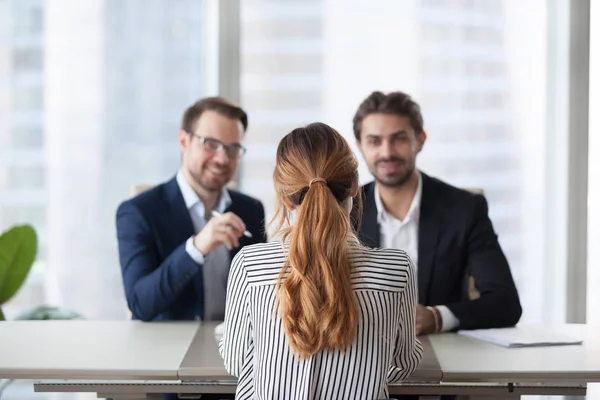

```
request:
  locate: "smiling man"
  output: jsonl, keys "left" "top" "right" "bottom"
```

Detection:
{"left": 116, "top": 97, "right": 267, "bottom": 322}
{"left": 352, "top": 91, "right": 522, "bottom": 335}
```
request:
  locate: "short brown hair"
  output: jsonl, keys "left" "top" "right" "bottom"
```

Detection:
{"left": 181, "top": 97, "right": 248, "bottom": 133}
{"left": 352, "top": 91, "right": 424, "bottom": 141}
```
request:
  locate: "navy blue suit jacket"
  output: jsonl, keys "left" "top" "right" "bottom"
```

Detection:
{"left": 116, "top": 177, "right": 267, "bottom": 322}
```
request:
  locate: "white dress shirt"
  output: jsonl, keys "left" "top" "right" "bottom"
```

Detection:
{"left": 176, "top": 169, "right": 232, "bottom": 320}
{"left": 374, "top": 172, "right": 459, "bottom": 331}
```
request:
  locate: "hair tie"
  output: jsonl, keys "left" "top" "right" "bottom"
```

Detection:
{"left": 309, "top": 178, "right": 326, "bottom": 186}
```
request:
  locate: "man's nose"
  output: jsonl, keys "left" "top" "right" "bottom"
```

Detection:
{"left": 214, "top": 148, "right": 231, "bottom": 164}
{"left": 379, "top": 140, "right": 394, "bottom": 159}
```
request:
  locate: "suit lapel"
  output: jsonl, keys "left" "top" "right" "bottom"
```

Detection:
{"left": 163, "top": 177, "right": 196, "bottom": 245}
{"left": 359, "top": 183, "right": 380, "bottom": 248}
{"left": 417, "top": 173, "right": 442, "bottom": 305}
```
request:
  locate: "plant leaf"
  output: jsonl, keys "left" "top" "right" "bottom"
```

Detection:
{"left": 0, "top": 307, "right": 5, "bottom": 321}
{"left": 0, "top": 225, "right": 38, "bottom": 305}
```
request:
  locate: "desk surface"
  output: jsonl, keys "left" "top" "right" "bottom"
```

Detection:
{"left": 431, "top": 324, "right": 600, "bottom": 382}
{"left": 178, "top": 322, "right": 225, "bottom": 380}
{"left": 0, "top": 320, "right": 198, "bottom": 380}
{"left": 180, "top": 324, "right": 600, "bottom": 384}
{"left": 179, "top": 323, "right": 443, "bottom": 382}
{"left": 1, "top": 321, "right": 600, "bottom": 385}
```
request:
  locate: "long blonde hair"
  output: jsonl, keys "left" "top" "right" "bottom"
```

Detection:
{"left": 271, "top": 122, "right": 362, "bottom": 359}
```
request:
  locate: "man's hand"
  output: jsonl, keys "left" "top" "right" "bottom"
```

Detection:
{"left": 416, "top": 304, "right": 438, "bottom": 336}
{"left": 193, "top": 212, "right": 246, "bottom": 255}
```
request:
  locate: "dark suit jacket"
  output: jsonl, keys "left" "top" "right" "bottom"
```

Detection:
{"left": 116, "top": 177, "right": 267, "bottom": 322}
{"left": 355, "top": 173, "right": 522, "bottom": 330}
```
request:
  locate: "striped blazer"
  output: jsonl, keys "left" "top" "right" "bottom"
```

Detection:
{"left": 219, "top": 240, "right": 423, "bottom": 400}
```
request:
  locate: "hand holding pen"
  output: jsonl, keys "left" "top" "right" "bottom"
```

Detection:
{"left": 193, "top": 210, "right": 251, "bottom": 255}
{"left": 211, "top": 211, "right": 253, "bottom": 238}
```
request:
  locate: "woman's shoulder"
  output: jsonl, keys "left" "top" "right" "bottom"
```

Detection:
{"left": 241, "top": 240, "right": 285, "bottom": 257}
{"left": 352, "top": 246, "right": 413, "bottom": 268}
{"left": 235, "top": 241, "right": 288, "bottom": 284}
{"left": 349, "top": 246, "right": 416, "bottom": 290}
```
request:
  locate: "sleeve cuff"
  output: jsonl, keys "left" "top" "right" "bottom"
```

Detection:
{"left": 185, "top": 236, "right": 205, "bottom": 265}
{"left": 436, "top": 305, "right": 460, "bottom": 331}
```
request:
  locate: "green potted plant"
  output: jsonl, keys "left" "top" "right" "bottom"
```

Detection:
{"left": 0, "top": 224, "right": 36, "bottom": 398}
{"left": 0, "top": 224, "right": 85, "bottom": 397}
{"left": 0, "top": 224, "right": 84, "bottom": 321}
{"left": 0, "top": 224, "right": 38, "bottom": 321}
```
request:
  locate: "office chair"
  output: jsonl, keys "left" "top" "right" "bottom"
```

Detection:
{"left": 464, "top": 188, "right": 485, "bottom": 301}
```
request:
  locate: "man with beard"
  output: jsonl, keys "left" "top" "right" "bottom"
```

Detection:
{"left": 116, "top": 97, "right": 267, "bottom": 322}
{"left": 352, "top": 91, "right": 522, "bottom": 335}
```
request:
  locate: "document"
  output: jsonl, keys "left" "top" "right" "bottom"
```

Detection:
{"left": 458, "top": 326, "right": 583, "bottom": 348}
{"left": 214, "top": 322, "right": 225, "bottom": 337}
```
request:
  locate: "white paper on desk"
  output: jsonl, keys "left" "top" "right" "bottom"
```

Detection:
{"left": 458, "top": 327, "right": 583, "bottom": 348}
{"left": 214, "top": 322, "right": 225, "bottom": 338}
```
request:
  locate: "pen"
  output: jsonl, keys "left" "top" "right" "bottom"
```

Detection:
{"left": 211, "top": 210, "right": 253, "bottom": 238}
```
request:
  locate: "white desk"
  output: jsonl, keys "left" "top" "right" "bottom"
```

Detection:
{"left": 0, "top": 321, "right": 198, "bottom": 380}
{"left": 430, "top": 324, "right": 600, "bottom": 383}
{"left": 0, "top": 321, "right": 598, "bottom": 399}
{"left": 178, "top": 322, "right": 443, "bottom": 383}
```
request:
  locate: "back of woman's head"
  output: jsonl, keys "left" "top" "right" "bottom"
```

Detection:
{"left": 272, "top": 122, "right": 361, "bottom": 359}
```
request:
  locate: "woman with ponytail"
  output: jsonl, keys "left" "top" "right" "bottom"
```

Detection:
{"left": 219, "top": 123, "right": 423, "bottom": 400}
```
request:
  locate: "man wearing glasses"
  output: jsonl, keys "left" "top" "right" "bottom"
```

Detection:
{"left": 116, "top": 97, "right": 267, "bottom": 322}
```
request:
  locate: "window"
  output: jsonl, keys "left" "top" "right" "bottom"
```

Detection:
{"left": 12, "top": 86, "right": 43, "bottom": 111}
{"left": 11, "top": 125, "right": 44, "bottom": 148}
{"left": 0, "top": 0, "right": 584, "bottom": 338}
{"left": 12, "top": 48, "right": 43, "bottom": 71}
{"left": 238, "top": 0, "right": 566, "bottom": 324}
{"left": 8, "top": 165, "right": 45, "bottom": 190}
{"left": 1, "top": 0, "right": 209, "bottom": 323}
{"left": 0, "top": 203, "right": 44, "bottom": 226}
{"left": 11, "top": 2, "right": 43, "bottom": 36}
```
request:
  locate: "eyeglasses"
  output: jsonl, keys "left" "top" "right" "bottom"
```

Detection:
{"left": 187, "top": 132, "right": 246, "bottom": 159}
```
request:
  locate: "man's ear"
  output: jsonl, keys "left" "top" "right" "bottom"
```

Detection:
{"left": 417, "top": 131, "right": 427, "bottom": 153}
{"left": 179, "top": 129, "right": 189, "bottom": 152}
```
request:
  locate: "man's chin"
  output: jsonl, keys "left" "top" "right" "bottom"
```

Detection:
{"left": 374, "top": 174, "right": 412, "bottom": 188}
{"left": 202, "top": 180, "right": 228, "bottom": 192}
{"left": 196, "top": 175, "right": 230, "bottom": 192}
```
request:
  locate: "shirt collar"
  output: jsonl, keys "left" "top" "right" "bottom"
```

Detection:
{"left": 176, "top": 169, "right": 232, "bottom": 214}
{"left": 374, "top": 171, "right": 422, "bottom": 224}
